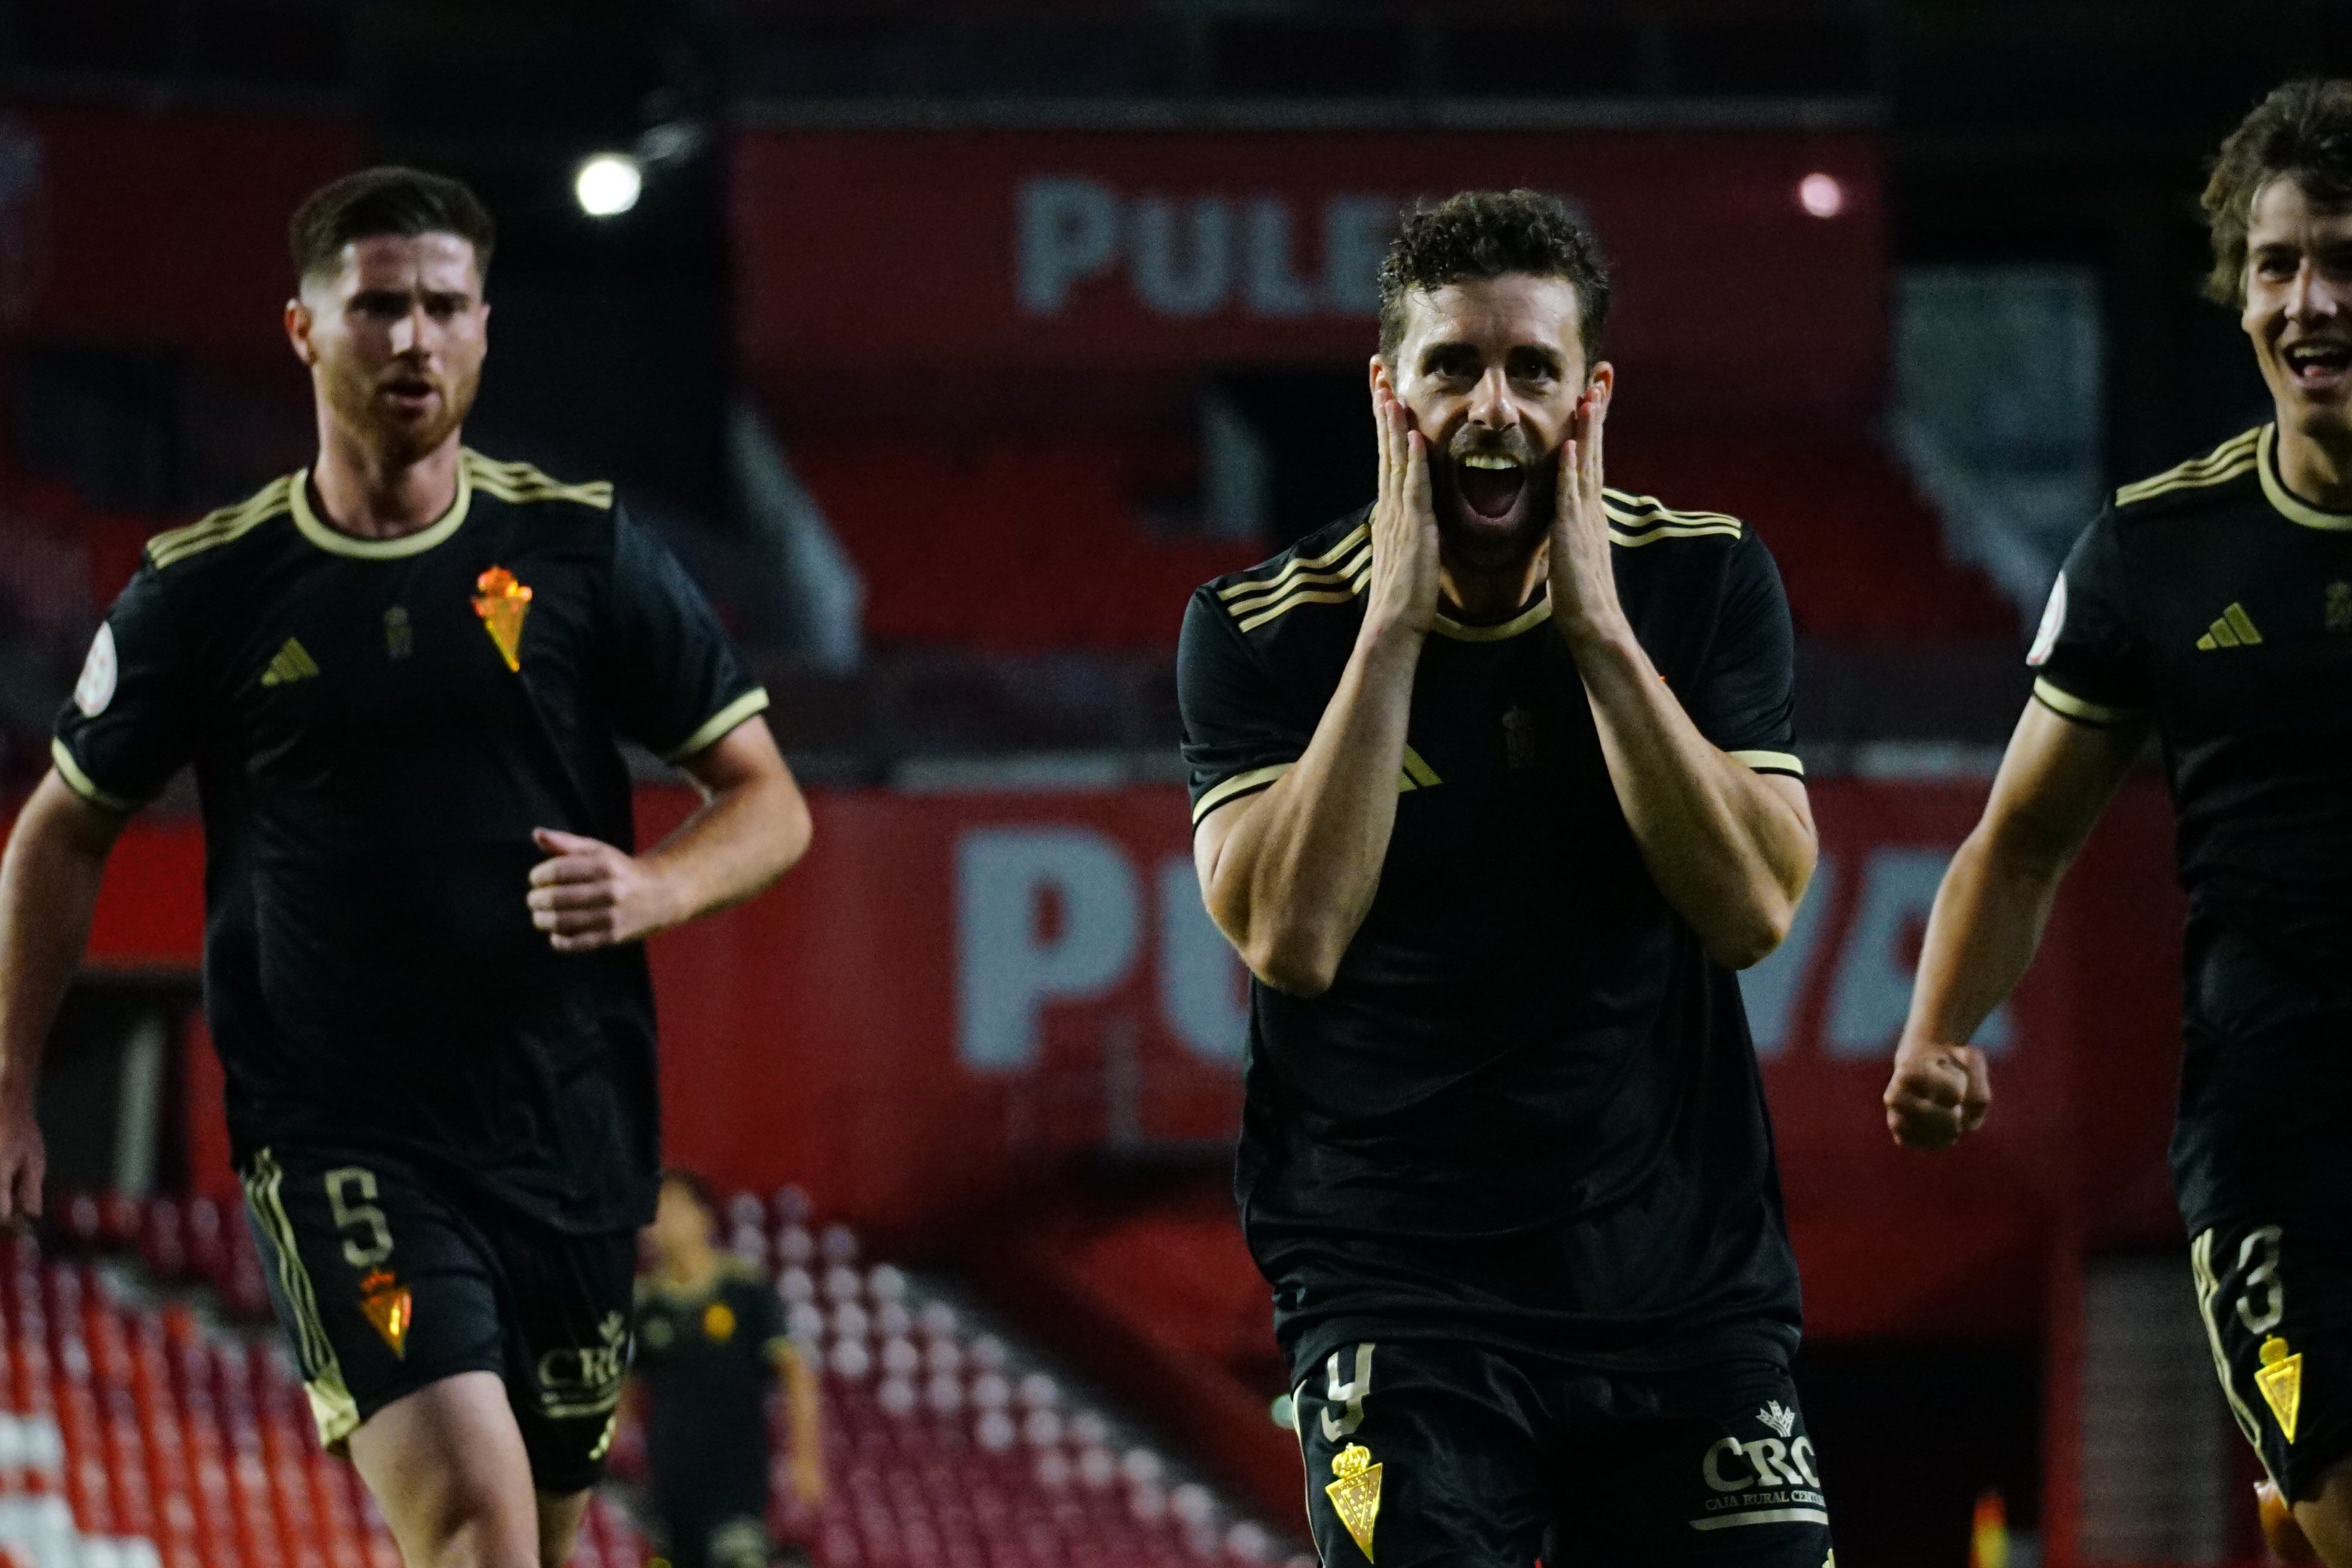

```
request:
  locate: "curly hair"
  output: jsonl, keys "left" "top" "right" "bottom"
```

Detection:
{"left": 289, "top": 165, "right": 496, "bottom": 284}
{"left": 1376, "top": 189, "right": 1611, "bottom": 363}
{"left": 2201, "top": 80, "right": 2352, "bottom": 305}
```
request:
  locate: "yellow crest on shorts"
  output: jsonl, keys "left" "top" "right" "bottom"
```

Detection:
{"left": 2258, "top": 1336, "right": 2303, "bottom": 1443}
{"left": 1325, "top": 1443, "right": 1383, "bottom": 1560}
{"left": 359, "top": 1269, "right": 412, "bottom": 1358}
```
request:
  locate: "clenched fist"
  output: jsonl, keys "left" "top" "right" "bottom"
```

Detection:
{"left": 1883, "top": 1039, "right": 1992, "bottom": 1150}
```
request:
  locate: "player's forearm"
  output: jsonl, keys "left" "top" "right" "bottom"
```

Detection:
{"left": 0, "top": 776, "right": 122, "bottom": 1104}
{"left": 639, "top": 773, "right": 811, "bottom": 931}
{"left": 1205, "top": 621, "right": 1421, "bottom": 996}
{"left": 1563, "top": 618, "right": 1814, "bottom": 969}
{"left": 1901, "top": 823, "right": 2065, "bottom": 1053}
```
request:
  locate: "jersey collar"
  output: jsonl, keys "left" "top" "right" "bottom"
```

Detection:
{"left": 290, "top": 455, "right": 474, "bottom": 558}
{"left": 2258, "top": 423, "right": 2352, "bottom": 532}
{"left": 1432, "top": 590, "right": 1551, "bottom": 642}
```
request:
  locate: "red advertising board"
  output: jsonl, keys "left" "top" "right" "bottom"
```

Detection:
{"left": 95, "top": 774, "right": 2179, "bottom": 1340}
{"left": 732, "top": 126, "right": 1886, "bottom": 427}
{"left": 0, "top": 101, "right": 360, "bottom": 354}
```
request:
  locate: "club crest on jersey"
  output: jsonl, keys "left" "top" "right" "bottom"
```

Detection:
{"left": 472, "top": 566, "right": 532, "bottom": 672}
{"left": 384, "top": 605, "right": 414, "bottom": 660}
{"left": 2328, "top": 582, "right": 2352, "bottom": 634}
{"left": 2258, "top": 1336, "right": 2303, "bottom": 1442}
{"left": 1757, "top": 1400, "right": 1798, "bottom": 1438}
{"left": 357, "top": 1269, "right": 412, "bottom": 1358}
{"left": 1324, "top": 1443, "right": 1382, "bottom": 1560}
{"left": 1502, "top": 706, "right": 1537, "bottom": 771}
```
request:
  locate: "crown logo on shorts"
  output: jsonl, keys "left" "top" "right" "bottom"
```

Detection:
{"left": 358, "top": 1269, "right": 412, "bottom": 1359}
{"left": 1757, "top": 1400, "right": 1797, "bottom": 1438}
{"left": 1325, "top": 1443, "right": 1383, "bottom": 1560}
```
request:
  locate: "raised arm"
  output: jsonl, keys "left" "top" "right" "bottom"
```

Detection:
{"left": 1545, "top": 395, "right": 1818, "bottom": 969}
{"left": 1884, "top": 700, "right": 2145, "bottom": 1149}
{"left": 0, "top": 773, "right": 131, "bottom": 1219}
{"left": 528, "top": 715, "right": 811, "bottom": 953}
{"left": 1191, "top": 390, "right": 1438, "bottom": 997}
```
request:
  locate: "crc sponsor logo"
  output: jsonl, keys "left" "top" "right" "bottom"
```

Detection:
{"left": 537, "top": 1312, "right": 629, "bottom": 1417}
{"left": 1701, "top": 1419, "right": 1825, "bottom": 1519}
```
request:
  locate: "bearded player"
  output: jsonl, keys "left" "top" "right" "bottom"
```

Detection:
{"left": 0, "top": 167, "right": 811, "bottom": 1568}
{"left": 1886, "top": 81, "right": 2352, "bottom": 1567}
{"left": 1179, "top": 190, "right": 1827, "bottom": 1565}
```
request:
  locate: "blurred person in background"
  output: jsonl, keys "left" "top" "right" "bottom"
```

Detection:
{"left": 0, "top": 166, "right": 812, "bottom": 1568}
{"left": 1888, "top": 78, "right": 2352, "bottom": 1568}
{"left": 1180, "top": 190, "right": 1825, "bottom": 1567}
{"left": 632, "top": 1170, "right": 823, "bottom": 1568}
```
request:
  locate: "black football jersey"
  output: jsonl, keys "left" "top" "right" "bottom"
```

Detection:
{"left": 633, "top": 1261, "right": 790, "bottom": 1508}
{"left": 1177, "top": 494, "right": 1807, "bottom": 1378}
{"left": 53, "top": 452, "right": 768, "bottom": 1233}
{"left": 2032, "top": 422, "right": 2352, "bottom": 1230}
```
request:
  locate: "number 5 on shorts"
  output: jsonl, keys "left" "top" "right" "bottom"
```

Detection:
{"left": 325, "top": 1168, "right": 394, "bottom": 1267}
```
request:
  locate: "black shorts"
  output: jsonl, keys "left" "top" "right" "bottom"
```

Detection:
{"left": 2191, "top": 1215, "right": 2352, "bottom": 1502}
{"left": 1291, "top": 1341, "right": 1833, "bottom": 1568}
{"left": 240, "top": 1144, "right": 636, "bottom": 1494}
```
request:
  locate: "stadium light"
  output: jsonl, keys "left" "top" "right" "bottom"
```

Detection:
{"left": 574, "top": 153, "right": 643, "bottom": 218}
{"left": 1797, "top": 172, "right": 1845, "bottom": 219}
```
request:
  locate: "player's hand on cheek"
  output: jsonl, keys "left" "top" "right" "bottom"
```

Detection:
{"left": 1365, "top": 385, "right": 1440, "bottom": 639}
{"left": 1546, "top": 382, "right": 1624, "bottom": 635}
{"left": 1881, "top": 1040, "right": 1992, "bottom": 1150}
{"left": 527, "top": 828, "right": 679, "bottom": 952}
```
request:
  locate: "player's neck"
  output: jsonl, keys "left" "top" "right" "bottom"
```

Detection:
{"left": 2273, "top": 417, "right": 2352, "bottom": 510}
{"left": 308, "top": 424, "right": 464, "bottom": 541}
{"left": 1439, "top": 544, "right": 1548, "bottom": 624}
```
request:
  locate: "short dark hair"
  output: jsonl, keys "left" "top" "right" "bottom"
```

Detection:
{"left": 2201, "top": 80, "right": 2352, "bottom": 305}
{"left": 1377, "top": 189, "right": 1611, "bottom": 363}
{"left": 289, "top": 166, "right": 496, "bottom": 284}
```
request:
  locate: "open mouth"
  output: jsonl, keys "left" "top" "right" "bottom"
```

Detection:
{"left": 1453, "top": 452, "right": 1530, "bottom": 520}
{"left": 2284, "top": 340, "right": 2352, "bottom": 392}
{"left": 381, "top": 376, "right": 439, "bottom": 410}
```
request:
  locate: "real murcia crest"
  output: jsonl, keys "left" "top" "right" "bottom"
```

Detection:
{"left": 1757, "top": 1400, "right": 1797, "bottom": 1438}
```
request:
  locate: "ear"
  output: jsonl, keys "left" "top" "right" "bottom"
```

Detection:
{"left": 284, "top": 296, "right": 317, "bottom": 368}
{"left": 1584, "top": 361, "right": 1616, "bottom": 416}
{"left": 1367, "top": 354, "right": 1394, "bottom": 402}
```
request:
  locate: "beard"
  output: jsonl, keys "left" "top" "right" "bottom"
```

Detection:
{"left": 321, "top": 353, "right": 480, "bottom": 467}
{"left": 1429, "top": 427, "right": 1558, "bottom": 574}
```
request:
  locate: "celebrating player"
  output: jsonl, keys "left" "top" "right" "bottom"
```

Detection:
{"left": 1885, "top": 80, "right": 2352, "bottom": 1567}
{"left": 1178, "top": 190, "right": 1826, "bottom": 1566}
{"left": 0, "top": 167, "right": 811, "bottom": 1568}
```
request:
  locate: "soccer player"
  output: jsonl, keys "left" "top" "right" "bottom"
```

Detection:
{"left": 1884, "top": 80, "right": 2352, "bottom": 1567}
{"left": 0, "top": 167, "right": 812, "bottom": 1568}
{"left": 1178, "top": 190, "right": 1827, "bottom": 1566}
{"left": 632, "top": 1171, "right": 823, "bottom": 1568}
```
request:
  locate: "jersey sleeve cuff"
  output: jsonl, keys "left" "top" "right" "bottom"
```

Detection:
{"left": 49, "top": 739, "right": 137, "bottom": 813}
{"left": 662, "top": 688, "right": 771, "bottom": 763}
{"left": 2032, "top": 677, "right": 2142, "bottom": 728}
{"left": 1726, "top": 749, "right": 1805, "bottom": 779}
{"left": 1191, "top": 762, "right": 1294, "bottom": 825}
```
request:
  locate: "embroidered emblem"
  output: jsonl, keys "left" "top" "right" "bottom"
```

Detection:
{"left": 1325, "top": 1443, "right": 1383, "bottom": 1561}
{"left": 384, "top": 605, "right": 414, "bottom": 660}
{"left": 1502, "top": 706, "right": 1537, "bottom": 770}
{"left": 471, "top": 566, "right": 532, "bottom": 671}
{"left": 2257, "top": 1336, "right": 2303, "bottom": 1442}
{"left": 358, "top": 1269, "right": 413, "bottom": 1358}
{"left": 1757, "top": 1399, "right": 1798, "bottom": 1438}
{"left": 2329, "top": 582, "right": 2352, "bottom": 633}
{"left": 2195, "top": 602, "right": 2264, "bottom": 650}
